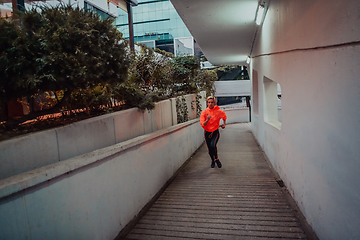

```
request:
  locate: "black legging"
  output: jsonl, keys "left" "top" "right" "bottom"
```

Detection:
{"left": 204, "top": 129, "right": 220, "bottom": 161}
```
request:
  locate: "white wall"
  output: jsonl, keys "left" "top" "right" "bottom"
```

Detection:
{"left": 214, "top": 80, "right": 251, "bottom": 123}
{"left": 0, "top": 92, "right": 206, "bottom": 180}
{"left": 220, "top": 108, "right": 249, "bottom": 124}
{"left": 214, "top": 80, "right": 251, "bottom": 97}
{"left": 250, "top": 0, "right": 360, "bottom": 239}
{"left": 174, "top": 37, "right": 194, "bottom": 56}
{"left": 0, "top": 119, "right": 204, "bottom": 240}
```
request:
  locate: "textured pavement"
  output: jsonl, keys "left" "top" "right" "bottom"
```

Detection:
{"left": 124, "top": 123, "right": 309, "bottom": 240}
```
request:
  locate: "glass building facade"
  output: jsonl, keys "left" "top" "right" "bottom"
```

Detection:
{"left": 116, "top": 0, "right": 192, "bottom": 54}
{"left": 84, "top": 1, "right": 115, "bottom": 21}
{"left": 1, "top": 0, "right": 117, "bottom": 20}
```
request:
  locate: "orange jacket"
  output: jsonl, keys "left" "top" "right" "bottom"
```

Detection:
{"left": 200, "top": 106, "right": 227, "bottom": 132}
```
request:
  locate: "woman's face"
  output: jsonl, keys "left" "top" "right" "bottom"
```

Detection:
{"left": 207, "top": 99, "right": 215, "bottom": 109}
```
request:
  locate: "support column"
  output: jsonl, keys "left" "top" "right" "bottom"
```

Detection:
{"left": 11, "top": 0, "right": 25, "bottom": 20}
{"left": 127, "top": 2, "right": 135, "bottom": 51}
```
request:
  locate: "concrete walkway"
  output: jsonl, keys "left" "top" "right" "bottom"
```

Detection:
{"left": 124, "top": 123, "right": 309, "bottom": 239}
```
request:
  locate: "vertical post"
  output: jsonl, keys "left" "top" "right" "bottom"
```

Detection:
{"left": 11, "top": 0, "right": 17, "bottom": 14}
{"left": 246, "top": 96, "right": 251, "bottom": 122}
{"left": 17, "top": 0, "right": 25, "bottom": 12}
{"left": 127, "top": 2, "right": 135, "bottom": 51}
{"left": 11, "top": 0, "right": 25, "bottom": 21}
{"left": 11, "top": 0, "right": 18, "bottom": 20}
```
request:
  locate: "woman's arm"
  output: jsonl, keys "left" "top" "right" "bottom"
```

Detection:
{"left": 221, "top": 119, "right": 226, "bottom": 129}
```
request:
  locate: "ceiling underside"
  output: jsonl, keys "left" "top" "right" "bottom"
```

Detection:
{"left": 170, "top": 0, "right": 260, "bottom": 66}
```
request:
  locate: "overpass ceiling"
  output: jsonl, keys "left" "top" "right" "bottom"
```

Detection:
{"left": 170, "top": 0, "right": 260, "bottom": 66}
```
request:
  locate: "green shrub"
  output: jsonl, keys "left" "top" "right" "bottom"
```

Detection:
{"left": 0, "top": 5, "right": 129, "bottom": 120}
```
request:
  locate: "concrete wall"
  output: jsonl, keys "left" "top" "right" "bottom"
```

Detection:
{"left": 250, "top": 1, "right": 360, "bottom": 239}
{"left": 0, "top": 118, "right": 204, "bottom": 240}
{"left": 0, "top": 92, "right": 206, "bottom": 180}
{"left": 220, "top": 108, "right": 249, "bottom": 124}
{"left": 214, "top": 80, "right": 251, "bottom": 97}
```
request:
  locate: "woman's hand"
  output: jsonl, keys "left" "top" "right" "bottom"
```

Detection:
{"left": 204, "top": 114, "right": 211, "bottom": 126}
{"left": 221, "top": 120, "right": 226, "bottom": 129}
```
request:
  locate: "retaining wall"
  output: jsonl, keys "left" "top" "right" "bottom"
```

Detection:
{"left": 0, "top": 119, "right": 204, "bottom": 240}
{"left": 0, "top": 92, "right": 206, "bottom": 180}
{"left": 220, "top": 108, "right": 250, "bottom": 124}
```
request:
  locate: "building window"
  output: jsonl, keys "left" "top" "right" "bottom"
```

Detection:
{"left": 263, "top": 76, "right": 281, "bottom": 129}
{"left": 116, "top": 0, "right": 191, "bottom": 52}
{"left": 84, "top": 2, "right": 114, "bottom": 21}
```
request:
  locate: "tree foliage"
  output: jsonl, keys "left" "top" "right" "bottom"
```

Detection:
{"left": 24, "top": 5, "right": 128, "bottom": 95}
{"left": 170, "top": 55, "right": 199, "bottom": 95}
{"left": 0, "top": 17, "right": 25, "bottom": 103}
{"left": 0, "top": 5, "right": 129, "bottom": 120}
{"left": 0, "top": 5, "right": 216, "bottom": 125}
{"left": 194, "top": 69, "right": 217, "bottom": 97}
{"left": 118, "top": 44, "right": 216, "bottom": 111}
{"left": 128, "top": 44, "right": 170, "bottom": 94}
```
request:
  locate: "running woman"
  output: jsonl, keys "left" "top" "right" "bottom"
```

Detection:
{"left": 200, "top": 96, "right": 227, "bottom": 168}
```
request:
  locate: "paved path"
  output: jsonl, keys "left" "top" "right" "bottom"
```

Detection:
{"left": 124, "top": 123, "right": 309, "bottom": 239}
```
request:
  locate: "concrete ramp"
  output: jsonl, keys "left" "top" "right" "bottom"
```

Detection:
{"left": 124, "top": 123, "right": 311, "bottom": 239}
